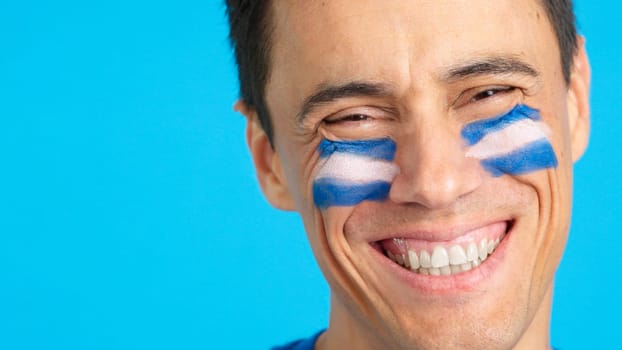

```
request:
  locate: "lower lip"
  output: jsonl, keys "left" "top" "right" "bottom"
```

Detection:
{"left": 371, "top": 221, "right": 513, "bottom": 295}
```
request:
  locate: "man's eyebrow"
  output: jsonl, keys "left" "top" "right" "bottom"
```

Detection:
{"left": 297, "top": 81, "right": 393, "bottom": 123}
{"left": 442, "top": 56, "right": 540, "bottom": 81}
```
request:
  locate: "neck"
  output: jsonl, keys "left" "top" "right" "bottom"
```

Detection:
{"left": 316, "top": 294, "right": 391, "bottom": 350}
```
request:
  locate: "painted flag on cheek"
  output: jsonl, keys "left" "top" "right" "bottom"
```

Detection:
{"left": 461, "top": 104, "right": 558, "bottom": 177}
{"left": 312, "top": 138, "right": 400, "bottom": 209}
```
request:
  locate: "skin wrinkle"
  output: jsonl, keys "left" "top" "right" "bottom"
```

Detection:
{"left": 297, "top": 82, "right": 395, "bottom": 124}
{"left": 313, "top": 108, "right": 556, "bottom": 206}
{"left": 239, "top": 1, "right": 590, "bottom": 349}
{"left": 298, "top": 54, "right": 542, "bottom": 127}
{"left": 515, "top": 125, "right": 566, "bottom": 348}
{"left": 316, "top": 208, "right": 376, "bottom": 339}
{"left": 228, "top": 0, "right": 577, "bottom": 146}
{"left": 519, "top": 178, "right": 558, "bottom": 347}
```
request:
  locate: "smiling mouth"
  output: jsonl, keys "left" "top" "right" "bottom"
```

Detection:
{"left": 373, "top": 221, "right": 512, "bottom": 276}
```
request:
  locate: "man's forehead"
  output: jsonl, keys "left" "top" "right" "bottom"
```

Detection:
{"left": 266, "top": 0, "right": 557, "bottom": 113}
{"left": 270, "top": 0, "right": 548, "bottom": 51}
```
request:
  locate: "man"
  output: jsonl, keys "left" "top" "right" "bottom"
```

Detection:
{"left": 226, "top": 0, "right": 590, "bottom": 349}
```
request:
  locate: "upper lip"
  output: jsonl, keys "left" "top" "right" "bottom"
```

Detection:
{"left": 365, "top": 217, "right": 513, "bottom": 243}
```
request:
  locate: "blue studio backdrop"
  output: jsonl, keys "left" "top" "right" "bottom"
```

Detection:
{"left": 1, "top": 1, "right": 620, "bottom": 349}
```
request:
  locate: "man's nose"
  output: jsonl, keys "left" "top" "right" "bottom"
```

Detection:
{"left": 388, "top": 118, "right": 483, "bottom": 209}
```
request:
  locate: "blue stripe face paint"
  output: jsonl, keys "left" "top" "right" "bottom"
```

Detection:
{"left": 462, "top": 104, "right": 542, "bottom": 146}
{"left": 313, "top": 105, "right": 556, "bottom": 208}
{"left": 462, "top": 104, "right": 558, "bottom": 177}
{"left": 313, "top": 179, "right": 393, "bottom": 208}
{"left": 317, "top": 138, "right": 397, "bottom": 161}
{"left": 312, "top": 138, "right": 399, "bottom": 209}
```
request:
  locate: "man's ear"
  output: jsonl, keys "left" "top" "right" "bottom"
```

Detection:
{"left": 234, "top": 100, "right": 296, "bottom": 211}
{"left": 566, "top": 35, "right": 591, "bottom": 162}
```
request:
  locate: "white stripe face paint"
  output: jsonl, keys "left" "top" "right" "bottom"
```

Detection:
{"left": 465, "top": 119, "right": 552, "bottom": 159}
{"left": 315, "top": 153, "right": 399, "bottom": 184}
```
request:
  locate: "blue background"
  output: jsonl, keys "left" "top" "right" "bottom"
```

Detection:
{"left": 0, "top": 1, "right": 620, "bottom": 349}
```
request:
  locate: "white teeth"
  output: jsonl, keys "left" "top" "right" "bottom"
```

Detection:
{"left": 431, "top": 246, "right": 449, "bottom": 268}
{"left": 396, "top": 253, "right": 405, "bottom": 266}
{"left": 384, "top": 234, "right": 504, "bottom": 276}
{"left": 448, "top": 245, "right": 467, "bottom": 265}
{"left": 479, "top": 239, "right": 488, "bottom": 260}
{"left": 408, "top": 250, "right": 420, "bottom": 270}
{"left": 466, "top": 242, "right": 478, "bottom": 262}
{"left": 487, "top": 240, "right": 495, "bottom": 254}
{"left": 420, "top": 250, "right": 432, "bottom": 268}
{"left": 402, "top": 254, "right": 410, "bottom": 268}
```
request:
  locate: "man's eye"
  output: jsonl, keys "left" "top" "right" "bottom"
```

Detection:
{"left": 470, "top": 87, "right": 516, "bottom": 102}
{"left": 324, "top": 114, "right": 370, "bottom": 124}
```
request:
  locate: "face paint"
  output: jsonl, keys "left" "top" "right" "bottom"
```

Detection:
{"left": 462, "top": 104, "right": 558, "bottom": 177}
{"left": 313, "top": 138, "right": 399, "bottom": 208}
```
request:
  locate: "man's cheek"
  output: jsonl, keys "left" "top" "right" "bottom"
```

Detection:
{"left": 312, "top": 138, "right": 399, "bottom": 209}
{"left": 462, "top": 104, "right": 558, "bottom": 177}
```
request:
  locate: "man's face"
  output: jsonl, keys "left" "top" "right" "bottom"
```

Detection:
{"left": 247, "top": 1, "right": 589, "bottom": 349}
